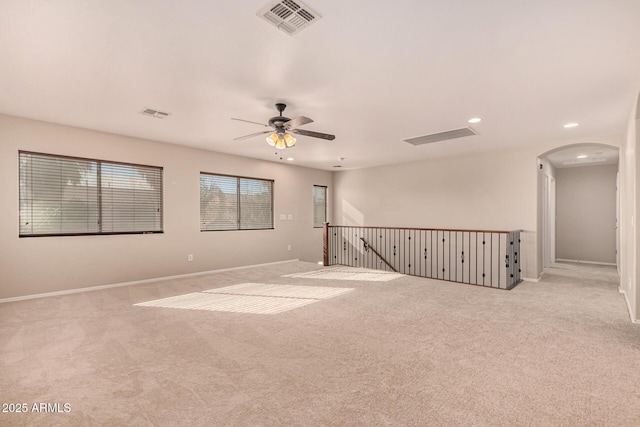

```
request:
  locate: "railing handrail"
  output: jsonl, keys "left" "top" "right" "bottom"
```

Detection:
{"left": 327, "top": 224, "right": 521, "bottom": 235}
{"left": 359, "top": 237, "right": 397, "bottom": 272}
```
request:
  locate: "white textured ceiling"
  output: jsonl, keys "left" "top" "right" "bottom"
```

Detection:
{"left": 1, "top": 1, "right": 639, "bottom": 170}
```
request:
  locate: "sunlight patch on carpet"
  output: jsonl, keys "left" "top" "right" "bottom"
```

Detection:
{"left": 204, "top": 283, "right": 353, "bottom": 299}
{"left": 135, "top": 292, "right": 318, "bottom": 314}
{"left": 283, "top": 267, "right": 403, "bottom": 282}
{"left": 135, "top": 283, "right": 353, "bottom": 314}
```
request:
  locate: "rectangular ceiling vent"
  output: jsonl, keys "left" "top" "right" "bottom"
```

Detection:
{"left": 140, "top": 108, "right": 170, "bottom": 119}
{"left": 404, "top": 127, "right": 478, "bottom": 146}
{"left": 258, "top": 0, "right": 321, "bottom": 36}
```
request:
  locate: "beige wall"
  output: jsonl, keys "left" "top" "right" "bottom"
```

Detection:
{"left": 636, "top": 99, "right": 640, "bottom": 323}
{"left": 332, "top": 148, "right": 539, "bottom": 279}
{"left": 555, "top": 164, "right": 617, "bottom": 264}
{"left": 0, "top": 114, "right": 332, "bottom": 299}
{"left": 619, "top": 92, "right": 639, "bottom": 322}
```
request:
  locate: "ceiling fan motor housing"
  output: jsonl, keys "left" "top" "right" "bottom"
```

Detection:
{"left": 268, "top": 117, "right": 290, "bottom": 128}
{"left": 269, "top": 103, "right": 289, "bottom": 127}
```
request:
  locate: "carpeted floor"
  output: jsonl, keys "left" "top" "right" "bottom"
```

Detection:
{"left": 1, "top": 261, "right": 639, "bottom": 426}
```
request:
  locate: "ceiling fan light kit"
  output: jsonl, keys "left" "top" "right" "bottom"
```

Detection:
{"left": 232, "top": 103, "right": 334, "bottom": 149}
{"left": 267, "top": 132, "right": 296, "bottom": 149}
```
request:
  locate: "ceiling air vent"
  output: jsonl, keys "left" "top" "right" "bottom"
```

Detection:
{"left": 404, "top": 127, "right": 477, "bottom": 146}
{"left": 140, "top": 108, "right": 170, "bottom": 119}
{"left": 258, "top": 0, "right": 322, "bottom": 36}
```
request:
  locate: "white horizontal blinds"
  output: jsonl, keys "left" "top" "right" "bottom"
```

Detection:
{"left": 239, "top": 178, "right": 273, "bottom": 230}
{"left": 18, "top": 152, "right": 162, "bottom": 236}
{"left": 19, "top": 152, "right": 99, "bottom": 235}
{"left": 100, "top": 162, "right": 163, "bottom": 233}
{"left": 200, "top": 174, "right": 238, "bottom": 231}
{"left": 313, "top": 185, "right": 327, "bottom": 228}
{"left": 200, "top": 173, "right": 273, "bottom": 231}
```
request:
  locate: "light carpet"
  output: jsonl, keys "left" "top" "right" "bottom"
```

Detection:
{"left": 1, "top": 261, "right": 639, "bottom": 426}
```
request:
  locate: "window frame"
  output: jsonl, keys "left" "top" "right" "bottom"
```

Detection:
{"left": 313, "top": 185, "right": 328, "bottom": 228}
{"left": 18, "top": 150, "right": 164, "bottom": 237}
{"left": 200, "top": 171, "right": 274, "bottom": 232}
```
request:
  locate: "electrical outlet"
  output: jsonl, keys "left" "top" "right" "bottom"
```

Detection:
{"left": 287, "top": 245, "right": 291, "bottom": 251}
{"left": 188, "top": 254, "right": 193, "bottom": 262}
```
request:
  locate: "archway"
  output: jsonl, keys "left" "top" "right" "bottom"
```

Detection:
{"left": 537, "top": 143, "right": 620, "bottom": 273}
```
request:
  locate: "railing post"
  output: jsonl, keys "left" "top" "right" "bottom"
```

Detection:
{"left": 323, "top": 222, "right": 329, "bottom": 266}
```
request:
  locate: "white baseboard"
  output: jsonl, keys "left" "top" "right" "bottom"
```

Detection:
{"left": 522, "top": 277, "right": 540, "bottom": 282}
{"left": 618, "top": 288, "right": 640, "bottom": 324}
{"left": 555, "top": 258, "right": 617, "bottom": 267}
{"left": 0, "top": 259, "right": 299, "bottom": 304}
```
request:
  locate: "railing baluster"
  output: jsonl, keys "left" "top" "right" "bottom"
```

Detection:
{"left": 452, "top": 231, "right": 456, "bottom": 282}
{"left": 438, "top": 230, "right": 441, "bottom": 279}
{"left": 407, "top": 230, "right": 411, "bottom": 274}
{"left": 446, "top": 230, "right": 450, "bottom": 281}
{"left": 490, "top": 232, "right": 494, "bottom": 288}
{"left": 498, "top": 233, "right": 501, "bottom": 289}
{"left": 437, "top": 230, "right": 441, "bottom": 280}
{"left": 460, "top": 232, "right": 463, "bottom": 283}
{"left": 333, "top": 228, "right": 340, "bottom": 264}
{"left": 422, "top": 230, "right": 426, "bottom": 278}
{"left": 430, "top": 230, "right": 434, "bottom": 279}
{"left": 400, "top": 229, "right": 404, "bottom": 274}
{"left": 418, "top": 229, "right": 421, "bottom": 276}
{"left": 482, "top": 233, "right": 485, "bottom": 286}
{"left": 475, "top": 232, "right": 478, "bottom": 285}
{"left": 380, "top": 230, "right": 384, "bottom": 270}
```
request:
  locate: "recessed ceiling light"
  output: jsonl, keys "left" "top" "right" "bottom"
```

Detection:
{"left": 564, "top": 122, "right": 579, "bottom": 128}
{"left": 468, "top": 117, "right": 482, "bottom": 124}
{"left": 563, "top": 158, "right": 606, "bottom": 165}
{"left": 577, "top": 155, "right": 588, "bottom": 159}
{"left": 286, "top": 157, "right": 294, "bottom": 161}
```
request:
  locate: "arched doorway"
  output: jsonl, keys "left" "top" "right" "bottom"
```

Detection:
{"left": 537, "top": 143, "right": 620, "bottom": 272}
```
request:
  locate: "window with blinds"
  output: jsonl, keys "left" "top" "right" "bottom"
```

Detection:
{"left": 19, "top": 151, "right": 163, "bottom": 237}
{"left": 200, "top": 173, "right": 273, "bottom": 231}
{"left": 313, "top": 185, "right": 327, "bottom": 228}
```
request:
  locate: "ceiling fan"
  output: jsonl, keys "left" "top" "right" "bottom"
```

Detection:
{"left": 232, "top": 103, "right": 335, "bottom": 149}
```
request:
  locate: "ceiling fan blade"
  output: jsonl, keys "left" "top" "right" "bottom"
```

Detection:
{"left": 291, "top": 128, "right": 335, "bottom": 141}
{"left": 284, "top": 116, "right": 313, "bottom": 129}
{"left": 233, "top": 130, "right": 273, "bottom": 141}
{"left": 231, "top": 118, "right": 270, "bottom": 127}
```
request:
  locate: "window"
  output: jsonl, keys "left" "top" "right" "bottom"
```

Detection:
{"left": 313, "top": 185, "right": 327, "bottom": 228}
{"left": 200, "top": 173, "right": 273, "bottom": 231}
{"left": 19, "top": 151, "right": 163, "bottom": 236}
